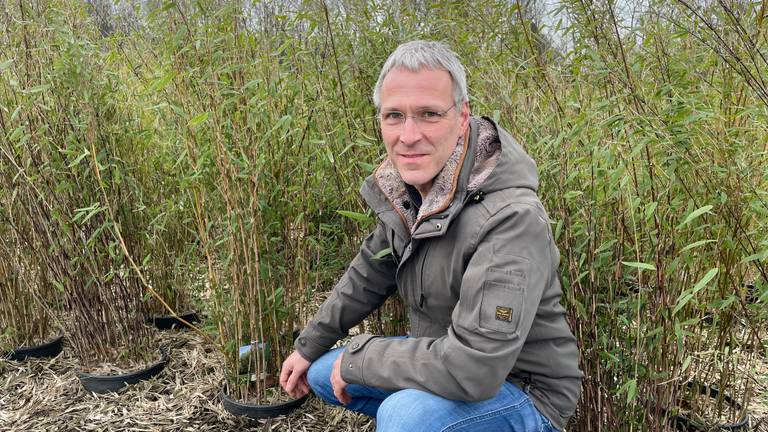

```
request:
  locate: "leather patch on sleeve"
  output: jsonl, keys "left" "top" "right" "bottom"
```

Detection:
{"left": 479, "top": 280, "right": 524, "bottom": 334}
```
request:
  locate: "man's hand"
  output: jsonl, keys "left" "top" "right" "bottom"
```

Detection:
{"left": 279, "top": 350, "right": 311, "bottom": 399}
{"left": 331, "top": 352, "right": 352, "bottom": 405}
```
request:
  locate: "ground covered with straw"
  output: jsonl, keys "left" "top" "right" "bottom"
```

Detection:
{"left": 0, "top": 329, "right": 375, "bottom": 432}
{"left": 1, "top": 325, "right": 766, "bottom": 431}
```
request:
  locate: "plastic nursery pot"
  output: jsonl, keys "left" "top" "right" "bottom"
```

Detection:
{"left": 743, "top": 282, "right": 764, "bottom": 304}
{"left": 77, "top": 350, "right": 169, "bottom": 394}
{"left": 150, "top": 310, "right": 200, "bottom": 330}
{"left": 666, "top": 382, "right": 750, "bottom": 432}
{"left": 1, "top": 335, "right": 64, "bottom": 361}
{"left": 219, "top": 382, "right": 309, "bottom": 419}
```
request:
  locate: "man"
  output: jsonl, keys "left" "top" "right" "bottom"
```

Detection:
{"left": 280, "top": 40, "right": 582, "bottom": 432}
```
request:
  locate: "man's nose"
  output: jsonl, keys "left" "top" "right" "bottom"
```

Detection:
{"left": 399, "top": 116, "right": 423, "bottom": 144}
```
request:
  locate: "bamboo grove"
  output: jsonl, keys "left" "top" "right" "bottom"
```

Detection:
{"left": 1, "top": 0, "right": 766, "bottom": 430}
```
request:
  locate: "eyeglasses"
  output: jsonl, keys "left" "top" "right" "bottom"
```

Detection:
{"left": 379, "top": 102, "right": 458, "bottom": 130}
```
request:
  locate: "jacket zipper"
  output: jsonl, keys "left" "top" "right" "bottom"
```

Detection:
{"left": 389, "top": 228, "right": 400, "bottom": 264}
{"left": 418, "top": 241, "right": 431, "bottom": 309}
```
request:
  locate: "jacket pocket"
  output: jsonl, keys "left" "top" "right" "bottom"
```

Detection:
{"left": 479, "top": 277, "right": 525, "bottom": 335}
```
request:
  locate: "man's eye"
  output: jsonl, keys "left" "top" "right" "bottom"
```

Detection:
{"left": 420, "top": 111, "right": 442, "bottom": 120}
{"left": 384, "top": 112, "right": 404, "bottom": 121}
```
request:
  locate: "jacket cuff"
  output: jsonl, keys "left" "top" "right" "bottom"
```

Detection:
{"left": 294, "top": 327, "right": 336, "bottom": 362}
{"left": 340, "top": 333, "right": 378, "bottom": 385}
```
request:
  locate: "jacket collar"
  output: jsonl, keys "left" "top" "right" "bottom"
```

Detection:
{"left": 361, "top": 116, "right": 537, "bottom": 237}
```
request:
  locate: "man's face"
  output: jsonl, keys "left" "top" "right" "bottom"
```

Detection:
{"left": 379, "top": 68, "right": 470, "bottom": 197}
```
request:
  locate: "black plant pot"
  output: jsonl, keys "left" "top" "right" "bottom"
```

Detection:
{"left": 666, "top": 382, "right": 750, "bottom": 431}
{"left": 220, "top": 384, "right": 309, "bottom": 419}
{"left": 743, "top": 282, "right": 764, "bottom": 304}
{"left": 151, "top": 310, "right": 200, "bottom": 330}
{"left": 1, "top": 335, "right": 64, "bottom": 361}
{"left": 77, "top": 351, "right": 169, "bottom": 394}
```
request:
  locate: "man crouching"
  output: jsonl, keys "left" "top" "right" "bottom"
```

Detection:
{"left": 280, "top": 40, "right": 582, "bottom": 432}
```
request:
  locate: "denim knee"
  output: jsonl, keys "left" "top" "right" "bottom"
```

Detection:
{"left": 306, "top": 348, "right": 341, "bottom": 403}
{"left": 376, "top": 389, "right": 425, "bottom": 431}
{"left": 307, "top": 358, "right": 330, "bottom": 393}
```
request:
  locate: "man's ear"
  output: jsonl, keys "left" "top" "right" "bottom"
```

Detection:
{"left": 459, "top": 101, "right": 470, "bottom": 133}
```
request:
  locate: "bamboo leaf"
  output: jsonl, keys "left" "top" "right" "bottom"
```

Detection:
{"left": 618, "top": 379, "right": 638, "bottom": 404}
{"left": 677, "top": 205, "right": 713, "bottom": 229}
{"left": 644, "top": 202, "right": 657, "bottom": 221}
{"left": 68, "top": 149, "right": 90, "bottom": 167}
{"left": 336, "top": 210, "right": 370, "bottom": 223}
{"left": 0, "top": 59, "right": 13, "bottom": 71}
{"left": 22, "top": 84, "right": 51, "bottom": 94}
{"left": 621, "top": 261, "right": 656, "bottom": 271}
{"left": 672, "top": 294, "right": 693, "bottom": 316}
{"left": 357, "top": 161, "right": 375, "bottom": 174}
{"left": 672, "top": 268, "right": 718, "bottom": 315}
{"left": 691, "top": 268, "right": 718, "bottom": 294}
{"left": 740, "top": 249, "right": 768, "bottom": 263}
{"left": 680, "top": 239, "right": 715, "bottom": 253}
{"left": 681, "top": 356, "right": 692, "bottom": 373}
{"left": 371, "top": 247, "right": 392, "bottom": 260}
{"left": 52, "top": 280, "right": 65, "bottom": 292}
{"left": 595, "top": 239, "right": 617, "bottom": 254}
{"left": 188, "top": 112, "right": 210, "bottom": 128}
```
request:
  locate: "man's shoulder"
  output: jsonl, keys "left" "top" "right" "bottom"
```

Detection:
{"left": 468, "top": 187, "right": 543, "bottom": 217}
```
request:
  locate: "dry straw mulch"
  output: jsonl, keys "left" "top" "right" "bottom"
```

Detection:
{"left": 0, "top": 330, "right": 375, "bottom": 432}
{"left": 1, "top": 328, "right": 766, "bottom": 431}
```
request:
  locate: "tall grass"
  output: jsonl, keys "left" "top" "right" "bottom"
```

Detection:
{"left": 0, "top": 0, "right": 765, "bottom": 427}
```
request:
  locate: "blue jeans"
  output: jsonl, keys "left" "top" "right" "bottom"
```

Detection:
{"left": 307, "top": 343, "right": 558, "bottom": 432}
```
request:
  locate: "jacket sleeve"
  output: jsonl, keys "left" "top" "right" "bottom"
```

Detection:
{"left": 294, "top": 220, "right": 398, "bottom": 361}
{"left": 340, "top": 203, "right": 554, "bottom": 401}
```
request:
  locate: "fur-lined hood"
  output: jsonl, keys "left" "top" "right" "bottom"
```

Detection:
{"left": 362, "top": 116, "right": 539, "bottom": 234}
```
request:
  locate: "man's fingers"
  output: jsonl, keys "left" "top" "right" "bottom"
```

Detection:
{"left": 331, "top": 374, "right": 350, "bottom": 404}
{"left": 330, "top": 352, "right": 351, "bottom": 404}
{"left": 285, "top": 369, "right": 300, "bottom": 393}
{"left": 279, "top": 362, "right": 291, "bottom": 389}
{"left": 280, "top": 351, "right": 312, "bottom": 399}
{"left": 298, "top": 376, "right": 310, "bottom": 395}
{"left": 337, "top": 388, "right": 351, "bottom": 405}
{"left": 333, "top": 386, "right": 345, "bottom": 404}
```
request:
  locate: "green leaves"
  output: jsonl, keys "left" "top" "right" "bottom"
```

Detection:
{"left": 371, "top": 247, "right": 392, "bottom": 260}
{"left": 680, "top": 239, "right": 715, "bottom": 253}
{"left": 740, "top": 249, "right": 768, "bottom": 264}
{"left": 618, "top": 378, "right": 638, "bottom": 404}
{"left": 188, "top": 112, "right": 210, "bottom": 128}
{"left": 672, "top": 268, "right": 719, "bottom": 315}
{"left": 22, "top": 84, "right": 51, "bottom": 94}
{"left": 72, "top": 202, "right": 105, "bottom": 225}
{"left": 621, "top": 261, "right": 656, "bottom": 271}
{"left": 148, "top": 71, "right": 175, "bottom": 92}
{"left": 677, "top": 205, "right": 713, "bottom": 229}
{"left": 336, "top": 210, "right": 371, "bottom": 223}
{"left": 67, "top": 149, "right": 91, "bottom": 168}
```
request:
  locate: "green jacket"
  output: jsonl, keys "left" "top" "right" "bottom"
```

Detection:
{"left": 295, "top": 117, "right": 582, "bottom": 430}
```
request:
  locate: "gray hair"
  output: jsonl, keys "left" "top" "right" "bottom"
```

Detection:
{"left": 372, "top": 40, "right": 468, "bottom": 110}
